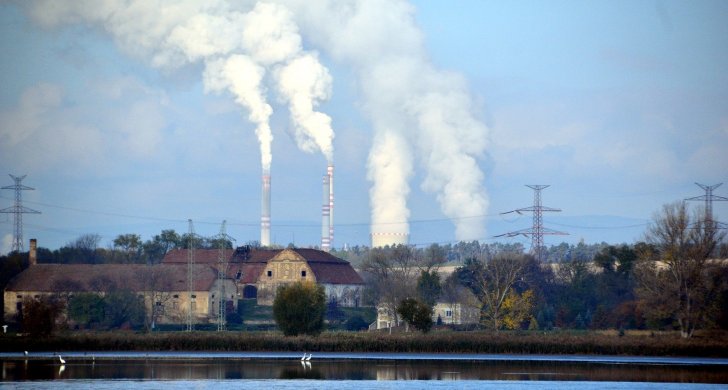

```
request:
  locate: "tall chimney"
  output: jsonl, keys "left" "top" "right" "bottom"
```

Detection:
{"left": 327, "top": 164, "right": 334, "bottom": 249}
{"left": 29, "top": 238, "right": 37, "bottom": 266}
{"left": 321, "top": 175, "right": 331, "bottom": 251}
{"left": 261, "top": 174, "right": 271, "bottom": 247}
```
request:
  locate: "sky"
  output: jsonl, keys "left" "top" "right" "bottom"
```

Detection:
{"left": 1, "top": 0, "right": 727, "bottom": 254}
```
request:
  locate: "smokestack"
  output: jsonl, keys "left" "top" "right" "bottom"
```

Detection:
{"left": 29, "top": 238, "right": 37, "bottom": 266}
{"left": 261, "top": 174, "right": 271, "bottom": 247}
{"left": 321, "top": 175, "right": 331, "bottom": 251}
{"left": 327, "top": 164, "right": 334, "bottom": 249}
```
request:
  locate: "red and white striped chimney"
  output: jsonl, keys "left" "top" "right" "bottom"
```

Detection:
{"left": 261, "top": 173, "right": 271, "bottom": 247}
{"left": 327, "top": 164, "right": 334, "bottom": 249}
{"left": 321, "top": 174, "right": 331, "bottom": 251}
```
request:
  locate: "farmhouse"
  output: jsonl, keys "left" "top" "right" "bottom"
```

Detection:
{"left": 3, "top": 242, "right": 364, "bottom": 325}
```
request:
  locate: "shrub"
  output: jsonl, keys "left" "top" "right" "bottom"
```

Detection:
{"left": 272, "top": 281, "right": 326, "bottom": 336}
{"left": 345, "top": 315, "right": 369, "bottom": 331}
{"left": 22, "top": 296, "right": 64, "bottom": 337}
{"left": 397, "top": 298, "right": 433, "bottom": 333}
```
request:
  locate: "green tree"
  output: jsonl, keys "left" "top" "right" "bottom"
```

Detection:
{"left": 272, "top": 281, "right": 326, "bottom": 336}
{"left": 113, "top": 234, "right": 143, "bottom": 263}
{"left": 68, "top": 293, "right": 105, "bottom": 328}
{"left": 417, "top": 270, "right": 441, "bottom": 307}
{"left": 103, "top": 290, "right": 145, "bottom": 329}
{"left": 397, "top": 298, "right": 433, "bottom": 333}
{"left": 21, "top": 296, "right": 64, "bottom": 336}
{"left": 143, "top": 229, "right": 181, "bottom": 264}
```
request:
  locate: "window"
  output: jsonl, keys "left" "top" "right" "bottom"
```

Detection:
{"left": 16, "top": 295, "right": 21, "bottom": 299}
{"left": 267, "top": 270, "right": 272, "bottom": 277}
{"left": 191, "top": 294, "right": 196, "bottom": 300}
{"left": 173, "top": 294, "right": 179, "bottom": 299}
{"left": 446, "top": 310, "right": 452, "bottom": 317}
{"left": 301, "top": 270, "right": 307, "bottom": 277}
{"left": 235, "top": 271, "right": 242, "bottom": 279}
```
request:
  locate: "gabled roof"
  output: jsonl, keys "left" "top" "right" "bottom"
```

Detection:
{"left": 307, "top": 262, "right": 364, "bottom": 285}
{"left": 5, "top": 264, "right": 218, "bottom": 293}
{"left": 160, "top": 247, "right": 364, "bottom": 286}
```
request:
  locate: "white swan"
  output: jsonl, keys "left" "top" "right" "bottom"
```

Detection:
{"left": 58, "top": 355, "right": 65, "bottom": 364}
{"left": 305, "top": 353, "right": 312, "bottom": 361}
{"left": 301, "top": 353, "right": 307, "bottom": 361}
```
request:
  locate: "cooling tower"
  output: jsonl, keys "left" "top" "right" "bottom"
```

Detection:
{"left": 261, "top": 174, "right": 271, "bottom": 247}
{"left": 321, "top": 175, "right": 331, "bottom": 251}
{"left": 371, "top": 232, "right": 409, "bottom": 248}
{"left": 327, "top": 164, "right": 334, "bottom": 248}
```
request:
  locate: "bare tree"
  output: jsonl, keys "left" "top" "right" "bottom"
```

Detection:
{"left": 141, "top": 265, "right": 175, "bottom": 330}
{"left": 361, "top": 245, "right": 422, "bottom": 327}
{"left": 635, "top": 202, "right": 725, "bottom": 338}
{"left": 474, "top": 252, "right": 528, "bottom": 331}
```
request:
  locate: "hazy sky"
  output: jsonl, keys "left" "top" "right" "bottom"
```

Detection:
{"left": 1, "top": 0, "right": 726, "bottom": 253}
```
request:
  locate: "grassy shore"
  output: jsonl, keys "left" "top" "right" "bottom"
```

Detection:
{"left": 2, "top": 330, "right": 727, "bottom": 357}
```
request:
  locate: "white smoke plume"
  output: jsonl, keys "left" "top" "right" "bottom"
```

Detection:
{"left": 203, "top": 55, "right": 273, "bottom": 171}
{"left": 240, "top": 3, "right": 335, "bottom": 161}
{"left": 23, "top": 0, "right": 335, "bottom": 171}
{"left": 284, "top": 0, "right": 490, "bottom": 240}
{"left": 275, "top": 54, "right": 334, "bottom": 161}
{"left": 367, "top": 131, "right": 413, "bottom": 234}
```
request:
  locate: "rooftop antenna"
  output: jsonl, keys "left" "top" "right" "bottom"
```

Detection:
{"left": 496, "top": 185, "right": 567, "bottom": 261}
{"left": 1, "top": 175, "right": 41, "bottom": 252}
{"left": 186, "top": 219, "right": 196, "bottom": 332}
{"left": 685, "top": 183, "right": 728, "bottom": 229}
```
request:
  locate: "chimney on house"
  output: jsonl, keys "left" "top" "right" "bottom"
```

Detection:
{"left": 29, "top": 238, "right": 37, "bottom": 266}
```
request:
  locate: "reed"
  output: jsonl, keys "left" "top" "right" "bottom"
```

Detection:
{"left": 2, "top": 330, "right": 726, "bottom": 357}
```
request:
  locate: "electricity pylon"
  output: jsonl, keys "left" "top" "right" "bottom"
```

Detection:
{"left": 496, "top": 185, "right": 567, "bottom": 261}
{"left": 186, "top": 219, "right": 196, "bottom": 332}
{"left": 685, "top": 183, "right": 727, "bottom": 229}
{"left": 1, "top": 174, "right": 40, "bottom": 252}
{"left": 216, "top": 220, "right": 235, "bottom": 331}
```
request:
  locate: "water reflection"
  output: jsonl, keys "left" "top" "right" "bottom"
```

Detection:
{"left": 2, "top": 358, "right": 727, "bottom": 384}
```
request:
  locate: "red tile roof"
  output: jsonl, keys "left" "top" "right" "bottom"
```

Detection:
{"left": 5, "top": 264, "right": 218, "bottom": 293}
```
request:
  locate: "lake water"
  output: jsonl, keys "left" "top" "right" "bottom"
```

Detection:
{"left": 2, "top": 352, "right": 727, "bottom": 389}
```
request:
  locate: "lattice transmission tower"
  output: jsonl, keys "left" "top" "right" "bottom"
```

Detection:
{"left": 1, "top": 174, "right": 41, "bottom": 252}
{"left": 186, "top": 219, "right": 197, "bottom": 332}
{"left": 216, "top": 220, "right": 235, "bottom": 331}
{"left": 685, "top": 182, "right": 728, "bottom": 229}
{"left": 496, "top": 185, "right": 567, "bottom": 261}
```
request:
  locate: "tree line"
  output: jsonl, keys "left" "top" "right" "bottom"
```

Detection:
{"left": 2, "top": 201, "right": 727, "bottom": 337}
{"left": 356, "top": 202, "right": 728, "bottom": 337}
